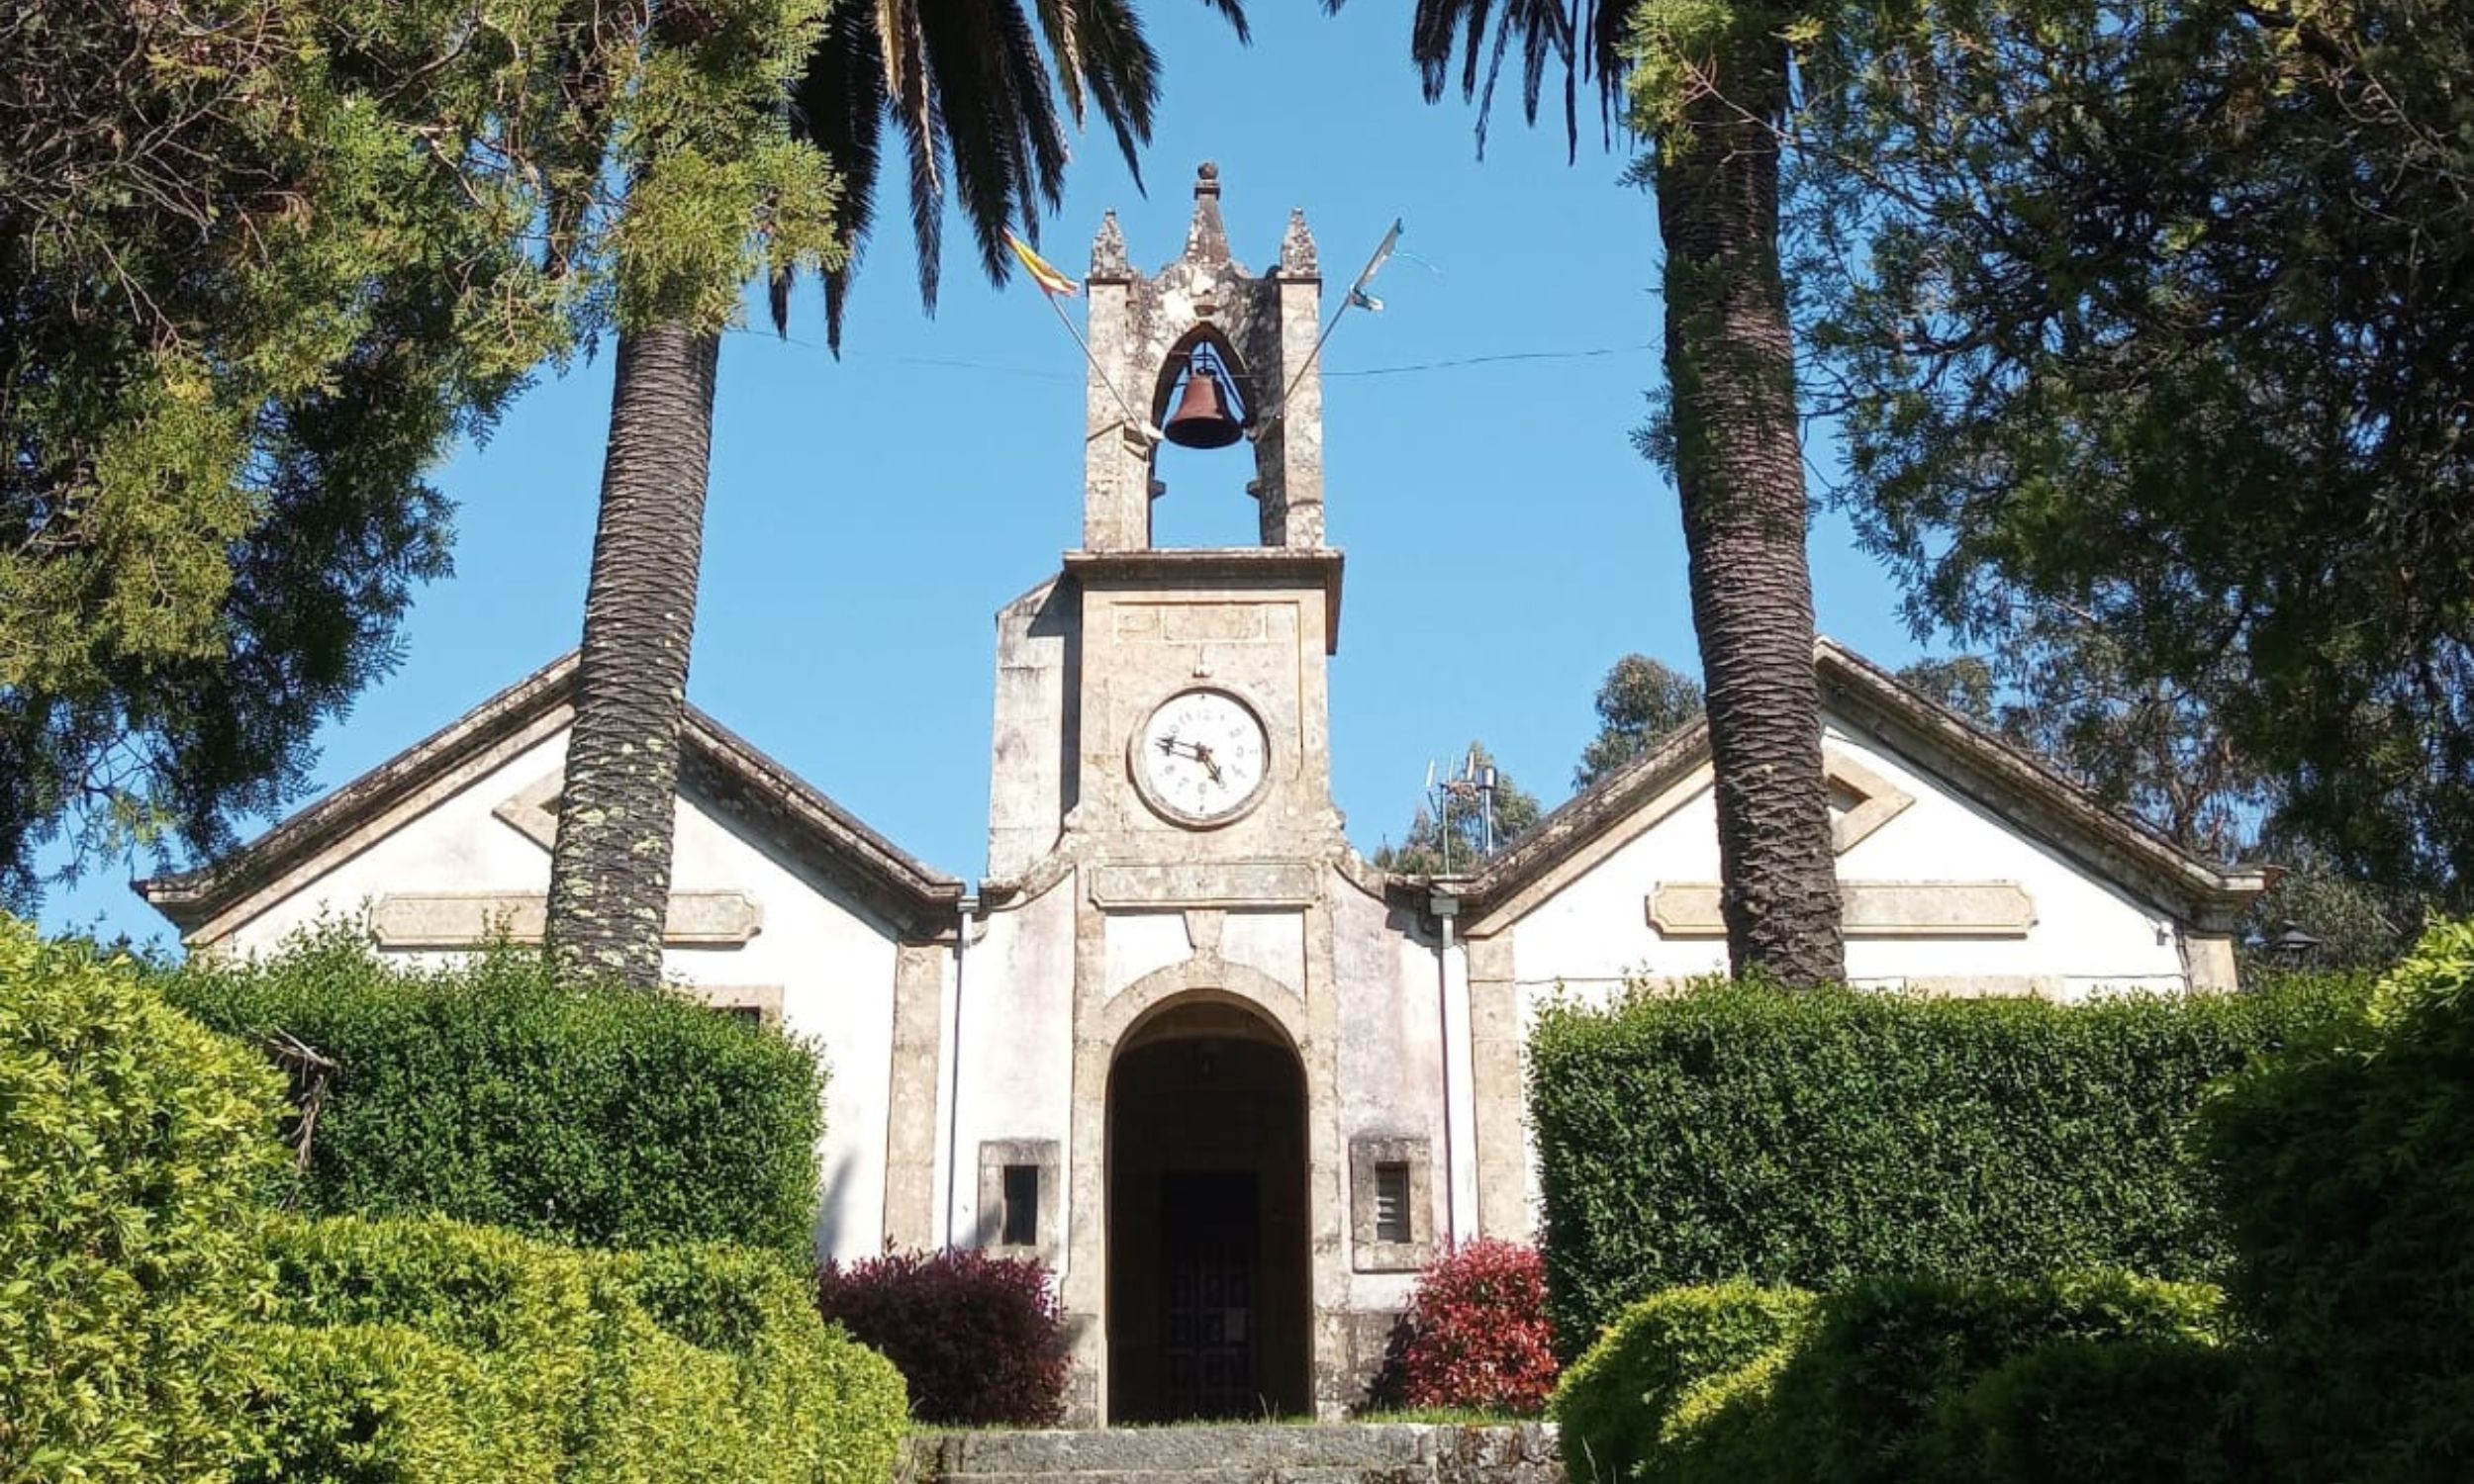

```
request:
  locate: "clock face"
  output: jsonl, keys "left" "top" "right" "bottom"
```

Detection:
{"left": 1133, "top": 689, "right": 1271, "bottom": 826}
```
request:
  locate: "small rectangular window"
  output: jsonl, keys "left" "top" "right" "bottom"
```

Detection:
{"left": 1001, "top": 1163, "right": 1040, "bottom": 1247}
{"left": 1374, "top": 1161, "right": 1412, "bottom": 1244}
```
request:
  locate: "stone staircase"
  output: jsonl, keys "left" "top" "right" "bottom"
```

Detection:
{"left": 901, "top": 1422, "right": 1563, "bottom": 1484}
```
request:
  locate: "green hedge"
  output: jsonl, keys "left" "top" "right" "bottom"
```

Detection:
{"left": 167, "top": 928, "right": 826, "bottom": 1252}
{"left": 2199, "top": 918, "right": 2474, "bottom": 1481}
{"left": 1556, "top": 1271, "right": 2227, "bottom": 1484}
{"left": 249, "top": 1215, "right": 908, "bottom": 1484}
{"left": 1552, "top": 1282, "right": 1814, "bottom": 1484}
{"left": 1741, "top": 1271, "right": 2225, "bottom": 1484}
{"left": 1, "top": 921, "right": 284, "bottom": 1483}
{"left": 1529, "top": 974, "right": 2365, "bottom": 1352}
{"left": 1937, "top": 1338, "right": 2252, "bottom": 1484}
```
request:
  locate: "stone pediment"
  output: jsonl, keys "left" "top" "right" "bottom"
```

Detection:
{"left": 1397, "top": 638, "right": 2266, "bottom": 937}
{"left": 135, "top": 652, "right": 962, "bottom": 945}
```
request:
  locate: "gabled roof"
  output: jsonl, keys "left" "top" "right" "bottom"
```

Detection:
{"left": 135, "top": 653, "right": 963, "bottom": 944}
{"left": 1404, "top": 638, "right": 2266, "bottom": 934}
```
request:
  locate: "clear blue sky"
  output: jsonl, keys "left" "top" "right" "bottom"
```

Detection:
{"left": 39, "top": 0, "right": 1933, "bottom": 946}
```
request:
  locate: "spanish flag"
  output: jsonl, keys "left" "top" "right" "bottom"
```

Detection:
{"left": 1004, "top": 230, "right": 1081, "bottom": 298}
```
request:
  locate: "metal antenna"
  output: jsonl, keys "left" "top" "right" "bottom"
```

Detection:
{"left": 1423, "top": 748, "right": 1504, "bottom": 873}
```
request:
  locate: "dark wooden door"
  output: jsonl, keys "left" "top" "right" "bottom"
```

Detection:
{"left": 1160, "top": 1171, "right": 1258, "bottom": 1420}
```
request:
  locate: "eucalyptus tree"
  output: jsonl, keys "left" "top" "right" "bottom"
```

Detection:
{"left": 1332, "top": 0, "right": 1845, "bottom": 981}
{"left": 0, "top": 0, "right": 824, "bottom": 907}
{"left": 1575, "top": 654, "right": 1704, "bottom": 788}
{"left": 543, "top": 0, "right": 1254, "bottom": 984}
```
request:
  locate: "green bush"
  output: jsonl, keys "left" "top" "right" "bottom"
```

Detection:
{"left": 1529, "top": 974, "right": 2365, "bottom": 1351}
{"left": 1552, "top": 1281, "right": 1815, "bottom": 1483}
{"left": 253, "top": 1214, "right": 908, "bottom": 1484}
{"left": 1642, "top": 1271, "right": 2226, "bottom": 1484}
{"left": 238, "top": 1322, "right": 535, "bottom": 1484}
{"left": 1937, "top": 1338, "right": 2253, "bottom": 1484}
{"left": 167, "top": 928, "right": 826, "bottom": 1252}
{"left": 0, "top": 919, "right": 285, "bottom": 1483}
{"left": 2200, "top": 917, "right": 2474, "bottom": 1481}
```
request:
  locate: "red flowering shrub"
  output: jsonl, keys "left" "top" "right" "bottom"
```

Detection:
{"left": 815, "top": 1248, "right": 1069, "bottom": 1426}
{"left": 1380, "top": 1240, "right": 1560, "bottom": 1415}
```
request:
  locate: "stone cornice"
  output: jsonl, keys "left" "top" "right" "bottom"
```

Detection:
{"left": 1061, "top": 547, "right": 1344, "bottom": 653}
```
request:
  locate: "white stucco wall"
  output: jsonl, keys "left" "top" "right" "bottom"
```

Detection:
{"left": 1327, "top": 876, "right": 1452, "bottom": 1314}
{"left": 951, "top": 874, "right": 1079, "bottom": 1263}
{"left": 1508, "top": 710, "right": 2194, "bottom": 1013}
{"left": 199, "top": 728, "right": 908, "bottom": 1265}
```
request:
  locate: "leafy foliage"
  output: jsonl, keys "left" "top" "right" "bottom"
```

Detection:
{"left": 1934, "top": 1338, "right": 2254, "bottom": 1483}
{"left": 1553, "top": 1281, "right": 1814, "bottom": 1482}
{"left": 1373, "top": 1240, "right": 1561, "bottom": 1417}
{"left": 1375, "top": 742, "right": 1545, "bottom": 875}
{"left": 0, "top": 0, "right": 841, "bottom": 906}
{"left": 165, "top": 928, "right": 826, "bottom": 1254}
{"left": 1644, "top": 1272, "right": 2225, "bottom": 1484}
{"left": 0, "top": 919, "right": 285, "bottom": 1482}
{"left": 2199, "top": 916, "right": 2474, "bottom": 1479}
{"left": 1575, "top": 655, "right": 1705, "bottom": 788}
{"left": 1552, "top": 1273, "right": 2224, "bottom": 1484}
{"left": 1527, "top": 974, "right": 2365, "bottom": 1350}
{"left": 1795, "top": 0, "right": 2474, "bottom": 904}
{"left": 250, "top": 1215, "right": 907, "bottom": 1484}
{"left": 815, "top": 1247, "right": 1070, "bottom": 1426}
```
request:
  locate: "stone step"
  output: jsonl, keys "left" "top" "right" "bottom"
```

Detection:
{"left": 903, "top": 1422, "right": 1562, "bottom": 1484}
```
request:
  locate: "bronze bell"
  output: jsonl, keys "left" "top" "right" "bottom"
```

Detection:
{"left": 1163, "top": 348, "right": 1246, "bottom": 449}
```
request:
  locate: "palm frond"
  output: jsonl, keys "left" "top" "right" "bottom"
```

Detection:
{"left": 785, "top": 0, "right": 1241, "bottom": 345}
{"left": 786, "top": 5, "right": 886, "bottom": 349}
{"left": 1361, "top": 0, "right": 1626, "bottom": 161}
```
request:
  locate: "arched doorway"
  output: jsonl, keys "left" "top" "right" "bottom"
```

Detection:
{"left": 1106, "top": 997, "right": 1311, "bottom": 1422}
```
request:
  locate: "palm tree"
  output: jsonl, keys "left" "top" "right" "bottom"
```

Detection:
{"left": 545, "top": 0, "right": 1251, "bottom": 986}
{"left": 1332, "top": 0, "right": 1844, "bottom": 983}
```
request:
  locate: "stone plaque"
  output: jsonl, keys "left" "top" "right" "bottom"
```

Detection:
{"left": 367, "top": 890, "right": 763, "bottom": 949}
{"left": 1648, "top": 881, "right": 2037, "bottom": 939}
{"left": 1088, "top": 861, "right": 1321, "bottom": 909}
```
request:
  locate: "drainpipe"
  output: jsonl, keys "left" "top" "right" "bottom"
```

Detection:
{"left": 1432, "top": 890, "right": 1461, "bottom": 1248}
{"left": 943, "top": 893, "right": 978, "bottom": 1250}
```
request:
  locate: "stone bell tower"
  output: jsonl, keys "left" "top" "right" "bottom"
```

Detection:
{"left": 1080, "top": 160, "right": 1327, "bottom": 551}
{"left": 978, "top": 165, "right": 1369, "bottom": 1424}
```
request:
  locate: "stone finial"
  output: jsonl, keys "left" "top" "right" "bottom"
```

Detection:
{"left": 1090, "top": 210, "right": 1129, "bottom": 278}
{"left": 1184, "top": 161, "right": 1230, "bottom": 264}
{"left": 1278, "top": 208, "right": 1318, "bottom": 276}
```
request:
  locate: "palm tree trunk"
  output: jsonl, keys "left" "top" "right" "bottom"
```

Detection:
{"left": 544, "top": 318, "right": 720, "bottom": 988}
{"left": 1655, "top": 29, "right": 1846, "bottom": 985}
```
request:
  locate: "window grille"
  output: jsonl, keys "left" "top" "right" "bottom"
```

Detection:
{"left": 1374, "top": 1161, "right": 1412, "bottom": 1244}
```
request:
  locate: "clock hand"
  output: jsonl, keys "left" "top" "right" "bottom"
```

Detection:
{"left": 1189, "top": 742, "right": 1224, "bottom": 785}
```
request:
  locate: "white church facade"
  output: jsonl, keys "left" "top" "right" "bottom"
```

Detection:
{"left": 138, "top": 168, "right": 2265, "bottom": 1424}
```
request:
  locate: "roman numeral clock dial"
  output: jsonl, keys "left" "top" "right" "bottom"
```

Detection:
{"left": 1133, "top": 688, "right": 1271, "bottom": 827}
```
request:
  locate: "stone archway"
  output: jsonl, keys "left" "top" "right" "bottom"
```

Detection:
{"left": 1104, "top": 995, "right": 1312, "bottom": 1422}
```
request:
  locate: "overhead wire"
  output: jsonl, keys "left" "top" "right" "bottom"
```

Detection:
{"left": 859, "top": 342, "right": 1653, "bottom": 382}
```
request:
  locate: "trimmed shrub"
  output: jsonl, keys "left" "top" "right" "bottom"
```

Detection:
{"left": 1376, "top": 1240, "right": 1560, "bottom": 1416}
{"left": 1651, "top": 1270, "right": 2226, "bottom": 1484}
{"left": 256, "top": 1214, "right": 908, "bottom": 1484}
{"left": 238, "top": 1322, "right": 533, "bottom": 1484}
{"left": 1552, "top": 1281, "right": 1814, "bottom": 1483}
{"left": 1529, "top": 973, "right": 2365, "bottom": 1351}
{"left": 818, "top": 1247, "right": 1069, "bottom": 1426}
{"left": 2200, "top": 917, "right": 2474, "bottom": 1481}
{"left": 0, "top": 920, "right": 285, "bottom": 1483}
{"left": 1937, "top": 1338, "right": 2253, "bottom": 1484}
{"left": 166, "top": 928, "right": 826, "bottom": 1252}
